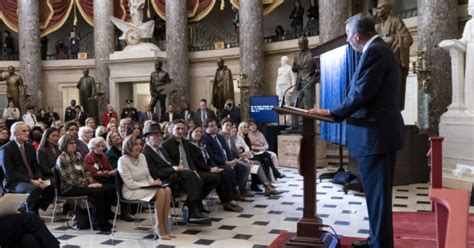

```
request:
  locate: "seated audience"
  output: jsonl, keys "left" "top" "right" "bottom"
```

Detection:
{"left": 106, "top": 130, "right": 122, "bottom": 169}
{"left": 85, "top": 117, "right": 96, "bottom": 133}
{"left": 56, "top": 133, "right": 113, "bottom": 231}
{"left": 95, "top": 125, "right": 107, "bottom": 140}
{"left": 3, "top": 100, "right": 20, "bottom": 131}
{"left": 160, "top": 104, "right": 182, "bottom": 123}
{"left": 219, "top": 99, "right": 241, "bottom": 125}
{"left": 180, "top": 102, "right": 194, "bottom": 120}
{"left": 200, "top": 118, "right": 246, "bottom": 211}
{"left": 2, "top": 122, "right": 54, "bottom": 213}
{"left": 144, "top": 121, "right": 210, "bottom": 224}
{"left": 37, "top": 127, "right": 60, "bottom": 184}
{"left": 29, "top": 126, "right": 43, "bottom": 151}
{"left": 36, "top": 108, "right": 49, "bottom": 126}
{"left": 0, "top": 128, "right": 9, "bottom": 146}
{"left": 102, "top": 104, "right": 118, "bottom": 127}
{"left": 23, "top": 106, "right": 38, "bottom": 130}
{"left": 138, "top": 105, "right": 159, "bottom": 124}
{"left": 74, "top": 106, "right": 87, "bottom": 126}
{"left": 247, "top": 120, "right": 286, "bottom": 180}
{"left": 64, "top": 121, "right": 89, "bottom": 157}
{"left": 46, "top": 106, "right": 60, "bottom": 126}
{"left": 78, "top": 126, "right": 94, "bottom": 145}
{"left": 107, "top": 121, "right": 118, "bottom": 133}
{"left": 0, "top": 212, "right": 59, "bottom": 248}
{"left": 230, "top": 122, "right": 282, "bottom": 196}
{"left": 118, "top": 134, "right": 173, "bottom": 239}
{"left": 194, "top": 99, "right": 216, "bottom": 127}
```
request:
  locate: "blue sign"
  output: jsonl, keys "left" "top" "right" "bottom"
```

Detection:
{"left": 249, "top": 95, "right": 279, "bottom": 124}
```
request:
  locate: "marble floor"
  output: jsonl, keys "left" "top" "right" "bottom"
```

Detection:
{"left": 44, "top": 166, "right": 434, "bottom": 248}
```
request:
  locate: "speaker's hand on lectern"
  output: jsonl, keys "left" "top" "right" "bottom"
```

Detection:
{"left": 308, "top": 108, "right": 330, "bottom": 116}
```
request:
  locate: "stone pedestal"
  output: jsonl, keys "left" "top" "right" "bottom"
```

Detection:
{"left": 277, "top": 134, "right": 327, "bottom": 169}
{"left": 18, "top": 0, "right": 41, "bottom": 108}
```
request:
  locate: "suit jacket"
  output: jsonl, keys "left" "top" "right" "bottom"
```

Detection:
{"left": 201, "top": 132, "right": 234, "bottom": 167}
{"left": 75, "top": 112, "right": 87, "bottom": 126}
{"left": 138, "top": 111, "right": 159, "bottom": 124}
{"left": 2, "top": 141, "right": 43, "bottom": 190}
{"left": 160, "top": 112, "right": 183, "bottom": 123}
{"left": 188, "top": 141, "right": 215, "bottom": 172}
{"left": 160, "top": 137, "right": 196, "bottom": 170}
{"left": 181, "top": 110, "right": 194, "bottom": 121}
{"left": 142, "top": 144, "right": 175, "bottom": 180}
{"left": 37, "top": 146, "right": 59, "bottom": 179}
{"left": 329, "top": 37, "right": 404, "bottom": 156}
{"left": 194, "top": 108, "right": 216, "bottom": 126}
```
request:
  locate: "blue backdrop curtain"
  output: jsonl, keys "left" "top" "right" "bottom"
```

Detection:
{"left": 320, "top": 44, "right": 360, "bottom": 145}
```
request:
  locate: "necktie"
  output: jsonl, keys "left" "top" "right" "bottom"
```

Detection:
{"left": 214, "top": 136, "right": 227, "bottom": 159}
{"left": 19, "top": 145, "right": 33, "bottom": 179}
{"left": 178, "top": 141, "right": 189, "bottom": 169}
{"left": 170, "top": 113, "right": 173, "bottom": 122}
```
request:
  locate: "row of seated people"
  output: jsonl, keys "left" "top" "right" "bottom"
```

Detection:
{"left": 1, "top": 116, "right": 286, "bottom": 239}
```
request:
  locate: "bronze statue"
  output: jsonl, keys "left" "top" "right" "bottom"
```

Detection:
{"left": 292, "top": 36, "right": 317, "bottom": 110}
{"left": 212, "top": 58, "right": 234, "bottom": 110}
{"left": 376, "top": 1, "right": 413, "bottom": 110}
{"left": 150, "top": 60, "right": 170, "bottom": 117}
{"left": 0, "top": 66, "right": 27, "bottom": 110}
{"left": 77, "top": 68, "right": 96, "bottom": 114}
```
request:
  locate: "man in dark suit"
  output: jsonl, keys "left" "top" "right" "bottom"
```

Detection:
{"left": 64, "top": 99, "right": 77, "bottom": 122}
{"left": 138, "top": 105, "right": 159, "bottom": 124}
{"left": 201, "top": 118, "right": 248, "bottom": 212}
{"left": 142, "top": 121, "right": 211, "bottom": 225}
{"left": 160, "top": 104, "right": 182, "bottom": 123}
{"left": 194, "top": 99, "right": 216, "bottom": 127}
{"left": 310, "top": 14, "right": 404, "bottom": 248}
{"left": 74, "top": 105, "right": 87, "bottom": 126}
{"left": 1, "top": 122, "right": 55, "bottom": 213}
{"left": 180, "top": 102, "right": 194, "bottom": 121}
{"left": 46, "top": 106, "right": 60, "bottom": 127}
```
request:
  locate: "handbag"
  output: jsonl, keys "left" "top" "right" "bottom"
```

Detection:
{"left": 70, "top": 207, "right": 91, "bottom": 230}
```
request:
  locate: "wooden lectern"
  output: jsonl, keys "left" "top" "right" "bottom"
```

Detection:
{"left": 273, "top": 106, "right": 335, "bottom": 247}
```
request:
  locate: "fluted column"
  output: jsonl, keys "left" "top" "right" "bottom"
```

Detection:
{"left": 319, "top": 0, "right": 349, "bottom": 43}
{"left": 418, "top": 0, "right": 457, "bottom": 134}
{"left": 239, "top": 0, "right": 264, "bottom": 98}
{"left": 94, "top": 0, "right": 114, "bottom": 111}
{"left": 18, "top": 0, "right": 41, "bottom": 108}
{"left": 166, "top": 0, "right": 189, "bottom": 109}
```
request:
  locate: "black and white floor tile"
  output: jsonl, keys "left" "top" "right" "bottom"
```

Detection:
{"left": 43, "top": 166, "right": 434, "bottom": 247}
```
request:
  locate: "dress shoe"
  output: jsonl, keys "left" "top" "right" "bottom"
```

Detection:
{"left": 188, "top": 218, "right": 212, "bottom": 226}
{"left": 235, "top": 194, "right": 246, "bottom": 201}
{"left": 250, "top": 184, "right": 263, "bottom": 192}
{"left": 189, "top": 210, "right": 209, "bottom": 221}
{"left": 352, "top": 239, "right": 369, "bottom": 248}
{"left": 223, "top": 203, "right": 243, "bottom": 212}
{"left": 276, "top": 173, "right": 286, "bottom": 179}
{"left": 264, "top": 186, "right": 284, "bottom": 197}
{"left": 240, "top": 190, "right": 254, "bottom": 197}
{"left": 119, "top": 214, "right": 135, "bottom": 222}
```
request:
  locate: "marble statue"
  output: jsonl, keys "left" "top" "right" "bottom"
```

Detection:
{"left": 275, "top": 56, "right": 296, "bottom": 104}
{"left": 212, "top": 58, "right": 234, "bottom": 110}
{"left": 150, "top": 60, "right": 171, "bottom": 117}
{"left": 0, "top": 66, "right": 27, "bottom": 110}
{"left": 376, "top": 0, "right": 413, "bottom": 110}
{"left": 110, "top": 0, "right": 156, "bottom": 51}
{"left": 439, "top": 0, "right": 474, "bottom": 112}
{"left": 129, "top": 0, "right": 145, "bottom": 25}
{"left": 77, "top": 69, "right": 96, "bottom": 114}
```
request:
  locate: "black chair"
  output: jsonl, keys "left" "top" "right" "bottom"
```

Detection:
{"left": 50, "top": 168, "right": 93, "bottom": 232}
{"left": 111, "top": 171, "right": 157, "bottom": 240}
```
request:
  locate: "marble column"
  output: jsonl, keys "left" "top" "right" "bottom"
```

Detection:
{"left": 166, "top": 0, "right": 189, "bottom": 110}
{"left": 239, "top": 0, "right": 264, "bottom": 97}
{"left": 319, "top": 0, "right": 349, "bottom": 43}
{"left": 94, "top": 0, "right": 114, "bottom": 113}
{"left": 18, "top": 0, "right": 41, "bottom": 108}
{"left": 417, "top": 0, "right": 458, "bottom": 134}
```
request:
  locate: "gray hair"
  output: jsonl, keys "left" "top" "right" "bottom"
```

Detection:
{"left": 78, "top": 126, "right": 93, "bottom": 140}
{"left": 10, "top": 121, "right": 28, "bottom": 140}
{"left": 345, "top": 14, "right": 376, "bottom": 36}
{"left": 88, "top": 136, "right": 106, "bottom": 151}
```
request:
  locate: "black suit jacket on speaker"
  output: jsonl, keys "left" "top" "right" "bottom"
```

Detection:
{"left": 2, "top": 141, "right": 43, "bottom": 190}
{"left": 142, "top": 144, "right": 174, "bottom": 180}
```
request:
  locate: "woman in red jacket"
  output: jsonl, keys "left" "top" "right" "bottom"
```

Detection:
{"left": 102, "top": 104, "right": 118, "bottom": 127}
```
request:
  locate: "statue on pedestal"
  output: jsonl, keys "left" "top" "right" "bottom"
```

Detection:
{"left": 0, "top": 66, "right": 27, "bottom": 110}
{"left": 212, "top": 58, "right": 234, "bottom": 110}
{"left": 376, "top": 0, "right": 413, "bottom": 110}
{"left": 77, "top": 69, "right": 96, "bottom": 115}
{"left": 150, "top": 60, "right": 171, "bottom": 117}
{"left": 275, "top": 56, "right": 295, "bottom": 105}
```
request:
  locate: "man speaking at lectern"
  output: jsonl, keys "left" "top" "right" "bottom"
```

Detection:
{"left": 309, "top": 14, "right": 404, "bottom": 248}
